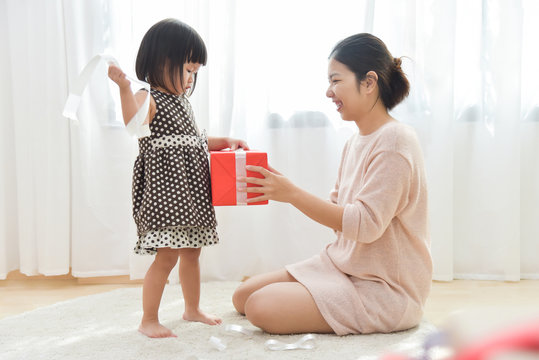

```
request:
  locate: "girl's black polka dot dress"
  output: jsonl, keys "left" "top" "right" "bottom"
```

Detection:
{"left": 132, "top": 89, "right": 218, "bottom": 255}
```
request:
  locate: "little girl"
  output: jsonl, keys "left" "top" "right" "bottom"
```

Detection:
{"left": 108, "top": 18, "right": 248, "bottom": 338}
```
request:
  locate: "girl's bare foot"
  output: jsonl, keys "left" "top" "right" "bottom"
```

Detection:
{"left": 138, "top": 320, "right": 177, "bottom": 338}
{"left": 183, "top": 309, "right": 222, "bottom": 325}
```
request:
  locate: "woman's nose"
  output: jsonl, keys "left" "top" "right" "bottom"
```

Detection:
{"left": 326, "top": 86, "right": 333, "bottom": 98}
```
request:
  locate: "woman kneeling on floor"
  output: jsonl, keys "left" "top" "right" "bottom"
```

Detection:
{"left": 233, "top": 33, "right": 432, "bottom": 336}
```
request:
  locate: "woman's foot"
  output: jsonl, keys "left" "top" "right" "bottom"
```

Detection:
{"left": 138, "top": 320, "right": 177, "bottom": 338}
{"left": 183, "top": 309, "right": 222, "bottom": 325}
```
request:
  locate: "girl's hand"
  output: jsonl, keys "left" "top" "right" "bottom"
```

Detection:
{"left": 239, "top": 165, "right": 295, "bottom": 204}
{"left": 228, "top": 138, "right": 249, "bottom": 151}
{"left": 108, "top": 63, "right": 151, "bottom": 126}
{"left": 207, "top": 137, "right": 249, "bottom": 151}
{"left": 108, "top": 64, "right": 131, "bottom": 90}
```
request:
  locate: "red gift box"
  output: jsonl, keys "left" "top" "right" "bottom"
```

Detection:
{"left": 210, "top": 150, "right": 268, "bottom": 206}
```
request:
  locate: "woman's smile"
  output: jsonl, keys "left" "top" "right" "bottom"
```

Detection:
{"left": 333, "top": 100, "right": 343, "bottom": 112}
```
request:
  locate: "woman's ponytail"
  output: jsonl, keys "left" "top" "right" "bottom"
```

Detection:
{"left": 384, "top": 57, "right": 410, "bottom": 110}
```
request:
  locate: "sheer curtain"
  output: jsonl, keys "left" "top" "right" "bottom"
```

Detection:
{"left": 203, "top": 0, "right": 539, "bottom": 281}
{"left": 1, "top": 0, "right": 70, "bottom": 278}
{"left": 1, "top": 0, "right": 537, "bottom": 281}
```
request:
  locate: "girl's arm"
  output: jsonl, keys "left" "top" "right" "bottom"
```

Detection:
{"left": 208, "top": 136, "right": 250, "bottom": 151}
{"left": 240, "top": 166, "right": 344, "bottom": 232}
{"left": 108, "top": 64, "right": 152, "bottom": 125}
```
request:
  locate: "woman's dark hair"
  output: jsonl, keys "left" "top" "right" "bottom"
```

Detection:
{"left": 135, "top": 18, "right": 207, "bottom": 95}
{"left": 329, "top": 33, "right": 409, "bottom": 110}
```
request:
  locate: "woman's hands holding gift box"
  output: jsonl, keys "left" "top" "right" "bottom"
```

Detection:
{"left": 239, "top": 165, "right": 345, "bottom": 231}
{"left": 238, "top": 166, "right": 299, "bottom": 204}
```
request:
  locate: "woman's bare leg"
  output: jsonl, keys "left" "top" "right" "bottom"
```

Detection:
{"left": 139, "top": 248, "right": 180, "bottom": 338}
{"left": 178, "top": 247, "right": 221, "bottom": 325}
{"left": 232, "top": 269, "right": 333, "bottom": 334}
{"left": 232, "top": 268, "right": 296, "bottom": 314}
{"left": 245, "top": 282, "right": 334, "bottom": 334}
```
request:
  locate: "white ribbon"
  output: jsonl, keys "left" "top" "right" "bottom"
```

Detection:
{"left": 224, "top": 324, "right": 255, "bottom": 336}
{"left": 206, "top": 324, "right": 257, "bottom": 354}
{"left": 235, "top": 150, "right": 247, "bottom": 205}
{"left": 207, "top": 325, "right": 315, "bottom": 354}
{"left": 208, "top": 336, "right": 227, "bottom": 351}
{"left": 265, "top": 334, "right": 316, "bottom": 351}
{"left": 62, "top": 53, "right": 151, "bottom": 139}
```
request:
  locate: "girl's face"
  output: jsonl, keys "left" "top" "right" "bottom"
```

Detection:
{"left": 166, "top": 62, "right": 202, "bottom": 95}
{"left": 179, "top": 62, "right": 201, "bottom": 94}
{"left": 326, "top": 58, "right": 369, "bottom": 122}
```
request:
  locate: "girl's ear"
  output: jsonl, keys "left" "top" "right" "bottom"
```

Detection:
{"left": 364, "top": 71, "right": 378, "bottom": 93}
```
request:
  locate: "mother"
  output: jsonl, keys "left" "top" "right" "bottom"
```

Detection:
{"left": 232, "top": 33, "right": 432, "bottom": 335}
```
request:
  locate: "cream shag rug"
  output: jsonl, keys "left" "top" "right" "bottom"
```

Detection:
{"left": 0, "top": 281, "right": 438, "bottom": 360}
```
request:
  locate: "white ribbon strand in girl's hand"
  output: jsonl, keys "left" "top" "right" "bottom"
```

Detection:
{"left": 265, "top": 334, "right": 316, "bottom": 351}
{"left": 62, "top": 53, "right": 151, "bottom": 139}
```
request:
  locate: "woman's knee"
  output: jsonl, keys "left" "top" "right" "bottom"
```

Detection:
{"left": 243, "top": 288, "right": 276, "bottom": 331}
{"left": 233, "top": 270, "right": 295, "bottom": 316}
{"left": 232, "top": 282, "right": 250, "bottom": 314}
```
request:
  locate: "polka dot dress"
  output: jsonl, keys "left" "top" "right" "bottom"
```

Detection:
{"left": 132, "top": 89, "right": 218, "bottom": 255}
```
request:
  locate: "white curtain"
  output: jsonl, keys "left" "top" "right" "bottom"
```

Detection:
{"left": 1, "top": 0, "right": 70, "bottom": 278}
{"left": 1, "top": 0, "right": 537, "bottom": 281}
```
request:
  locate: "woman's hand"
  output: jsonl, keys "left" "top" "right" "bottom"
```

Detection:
{"left": 240, "top": 165, "right": 344, "bottom": 232}
{"left": 239, "top": 165, "right": 296, "bottom": 204}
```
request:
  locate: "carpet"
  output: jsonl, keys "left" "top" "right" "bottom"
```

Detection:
{"left": 0, "top": 281, "right": 439, "bottom": 360}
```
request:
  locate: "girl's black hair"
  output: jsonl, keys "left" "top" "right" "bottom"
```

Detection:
{"left": 135, "top": 18, "right": 207, "bottom": 95}
{"left": 329, "top": 33, "right": 409, "bottom": 110}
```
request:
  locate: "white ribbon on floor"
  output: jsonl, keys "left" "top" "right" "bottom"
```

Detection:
{"left": 208, "top": 324, "right": 316, "bottom": 353}
{"left": 62, "top": 54, "right": 151, "bottom": 138}
{"left": 208, "top": 324, "right": 254, "bottom": 352}
{"left": 265, "top": 334, "right": 316, "bottom": 351}
{"left": 208, "top": 336, "right": 227, "bottom": 351}
{"left": 224, "top": 324, "right": 255, "bottom": 336}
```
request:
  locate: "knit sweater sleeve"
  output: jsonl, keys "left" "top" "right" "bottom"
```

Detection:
{"left": 342, "top": 150, "right": 412, "bottom": 243}
{"left": 329, "top": 138, "right": 351, "bottom": 204}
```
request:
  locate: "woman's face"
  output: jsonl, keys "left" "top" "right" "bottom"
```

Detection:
{"left": 326, "top": 58, "right": 367, "bottom": 121}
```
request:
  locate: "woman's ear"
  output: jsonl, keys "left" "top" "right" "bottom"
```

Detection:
{"left": 364, "top": 71, "right": 378, "bottom": 93}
